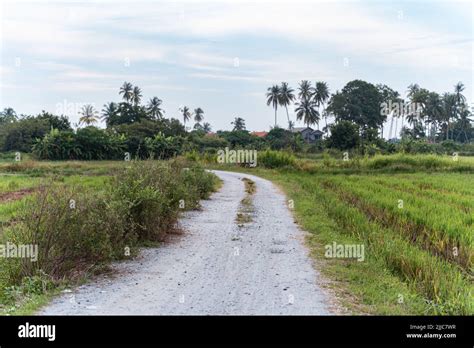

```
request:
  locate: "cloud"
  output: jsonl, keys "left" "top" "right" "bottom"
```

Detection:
{"left": 0, "top": 0, "right": 471, "bottom": 127}
{"left": 2, "top": 0, "right": 471, "bottom": 72}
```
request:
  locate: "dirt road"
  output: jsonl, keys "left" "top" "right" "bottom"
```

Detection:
{"left": 39, "top": 170, "right": 332, "bottom": 315}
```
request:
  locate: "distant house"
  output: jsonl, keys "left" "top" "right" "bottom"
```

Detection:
{"left": 290, "top": 127, "right": 323, "bottom": 143}
{"left": 251, "top": 131, "right": 268, "bottom": 138}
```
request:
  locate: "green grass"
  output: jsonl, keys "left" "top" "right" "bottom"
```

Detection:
{"left": 209, "top": 153, "right": 474, "bottom": 315}
{"left": 295, "top": 153, "right": 474, "bottom": 174}
{"left": 0, "top": 175, "right": 42, "bottom": 194}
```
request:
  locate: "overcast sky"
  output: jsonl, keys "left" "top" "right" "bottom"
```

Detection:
{"left": 1, "top": 0, "right": 472, "bottom": 134}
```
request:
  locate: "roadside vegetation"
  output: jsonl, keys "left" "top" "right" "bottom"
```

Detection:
{"left": 0, "top": 159, "right": 218, "bottom": 314}
{"left": 211, "top": 153, "right": 474, "bottom": 315}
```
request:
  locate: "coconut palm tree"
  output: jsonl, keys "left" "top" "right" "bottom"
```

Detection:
{"left": 266, "top": 85, "right": 281, "bottom": 126}
{"left": 180, "top": 106, "right": 192, "bottom": 128}
{"left": 288, "top": 120, "right": 295, "bottom": 130}
{"left": 101, "top": 102, "right": 118, "bottom": 124}
{"left": 231, "top": 117, "right": 246, "bottom": 131}
{"left": 79, "top": 104, "right": 98, "bottom": 126}
{"left": 442, "top": 93, "right": 457, "bottom": 140}
{"left": 131, "top": 86, "right": 142, "bottom": 106}
{"left": 407, "top": 83, "right": 420, "bottom": 100}
{"left": 119, "top": 82, "right": 133, "bottom": 103}
{"left": 406, "top": 112, "right": 418, "bottom": 128}
{"left": 407, "top": 86, "right": 429, "bottom": 136}
{"left": 147, "top": 97, "right": 164, "bottom": 119}
{"left": 454, "top": 82, "right": 466, "bottom": 105}
{"left": 278, "top": 82, "right": 295, "bottom": 128}
{"left": 454, "top": 82, "right": 466, "bottom": 139}
{"left": 424, "top": 92, "right": 443, "bottom": 141}
{"left": 194, "top": 107, "right": 204, "bottom": 123}
{"left": 295, "top": 99, "right": 319, "bottom": 129}
{"left": 202, "top": 122, "right": 212, "bottom": 133}
{"left": 0, "top": 107, "right": 17, "bottom": 124}
{"left": 456, "top": 106, "right": 473, "bottom": 142}
{"left": 298, "top": 80, "right": 313, "bottom": 101}
{"left": 314, "top": 81, "right": 330, "bottom": 131}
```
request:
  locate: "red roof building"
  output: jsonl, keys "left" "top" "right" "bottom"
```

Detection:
{"left": 251, "top": 131, "right": 268, "bottom": 138}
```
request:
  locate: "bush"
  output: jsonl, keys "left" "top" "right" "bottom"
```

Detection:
{"left": 259, "top": 150, "right": 296, "bottom": 168}
{"left": 326, "top": 121, "right": 360, "bottom": 150}
{"left": 110, "top": 161, "right": 185, "bottom": 241}
{"left": 109, "top": 159, "right": 216, "bottom": 241}
{"left": 0, "top": 185, "right": 132, "bottom": 285}
{"left": 32, "top": 128, "right": 126, "bottom": 160}
{"left": 0, "top": 160, "right": 217, "bottom": 291}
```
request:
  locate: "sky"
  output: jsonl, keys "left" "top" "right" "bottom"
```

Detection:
{"left": 0, "top": 0, "right": 472, "bottom": 136}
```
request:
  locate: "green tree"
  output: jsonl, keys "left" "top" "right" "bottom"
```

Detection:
{"left": 407, "top": 83, "right": 420, "bottom": 100}
{"left": 107, "top": 103, "right": 151, "bottom": 126}
{"left": 295, "top": 99, "right": 319, "bottom": 128}
{"left": 231, "top": 117, "right": 246, "bottom": 131}
{"left": 36, "top": 111, "right": 71, "bottom": 132}
{"left": 313, "top": 81, "right": 330, "bottom": 131}
{"left": 266, "top": 127, "right": 302, "bottom": 151}
{"left": 79, "top": 105, "right": 99, "bottom": 126}
{"left": 326, "top": 80, "right": 384, "bottom": 133}
{"left": 327, "top": 121, "right": 360, "bottom": 150}
{"left": 278, "top": 82, "right": 295, "bottom": 129}
{"left": 266, "top": 85, "right": 281, "bottom": 126}
{"left": 180, "top": 106, "right": 192, "bottom": 128}
{"left": 101, "top": 102, "right": 118, "bottom": 125}
{"left": 424, "top": 92, "right": 443, "bottom": 140}
{"left": 194, "top": 107, "right": 204, "bottom": 123}
{"left": 202, "top": 122, "right": 212, "bottom": 133}
{"left": 0, "top": 107, "right": 17, "bottom": 124}
{"left": 132, "top": 86, "right": 142, "bottom": 106}
{"left": 453, "top": 82, "right": 467, "bottom": 141}
{"left": 146, "top": 97, "right": 164, "bottom": 119}
{"left": 407, "top": 86, "right": 430, "bottom": 136}
{"left": 119, "top": 82, "right": 134, "bottom": 103}
{"left": 298, "top": 80, "right": 313, "bottom": 101}
{"left": 441, "top": 93, "right": 457, "bottom": 140}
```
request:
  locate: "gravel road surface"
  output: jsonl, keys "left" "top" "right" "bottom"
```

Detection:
{"left": 39, "top": 170, "right": 332, "bottom": 315}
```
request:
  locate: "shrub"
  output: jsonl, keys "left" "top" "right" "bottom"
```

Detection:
{"left": 110, "top": 161, "right": 183, "bottom": 241}
{"left": 0, "top": 185, "right": 132, "bottom": 285}
{"left": 326, "top": 121, "right": 360, "bottom": 150}
{"left": 109, "top": 160, "right": 216, "bottom": 241}
{"left": 0, "top": 160, "right": 217, "bottom": 294}
{"left": 32, "top": 128, "right": 126, "bottom": 160}
{"left": 182, "top": 164, "right": 217, "bottom": 201}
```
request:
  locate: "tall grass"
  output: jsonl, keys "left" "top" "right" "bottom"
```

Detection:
{"left": 259, "top": 150, "right": 295, "bottom": 168}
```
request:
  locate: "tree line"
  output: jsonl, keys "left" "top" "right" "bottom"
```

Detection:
{"left": 265, "top": 80, "right": 472, "bottom": 143}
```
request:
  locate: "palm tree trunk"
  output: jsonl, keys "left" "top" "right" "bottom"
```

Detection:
{"left": 274, "top": 107, "right": 277, "bottom": 127}
{"left": 446, "top": 119, "right": 450, "bottom": 141}
{"left": 285, "top": 106, "right": 290, "bottom": 129}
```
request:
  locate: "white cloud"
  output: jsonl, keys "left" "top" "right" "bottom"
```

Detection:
{"left": 2, "top": 0, "right": 471, "bottom": 72}
{"left": 0, "top": 0, "right": 471, "bottom": 127}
